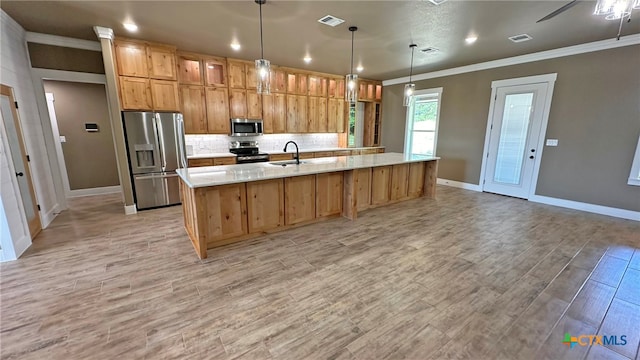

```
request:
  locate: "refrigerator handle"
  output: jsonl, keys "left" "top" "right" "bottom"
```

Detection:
{"left": 177, "top": 115, "right": 187, "bottom": 169}
{"left": 155, "top": 113, "right": 167, "bottom": 171}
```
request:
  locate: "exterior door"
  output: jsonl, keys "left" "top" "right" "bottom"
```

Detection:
{"left": 483, "top": 83, "right": 548, "bottom": 199}
{"left": 0, "top": 85, "right": 42, "bottom": 239}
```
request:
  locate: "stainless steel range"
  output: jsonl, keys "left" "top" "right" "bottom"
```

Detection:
{"left": 229, "top": 141, "right": 270, "bottom": 164}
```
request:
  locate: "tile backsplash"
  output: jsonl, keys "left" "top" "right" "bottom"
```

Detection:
{"left": 185, "top": 134, "right": 339, "bottom": 155}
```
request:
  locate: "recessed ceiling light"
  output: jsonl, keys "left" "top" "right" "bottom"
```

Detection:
{"left": 230, "top": 43, "right": 241, "bottom": 51}
{"left": 427, "top": 0, "right": 447, "bottom": 5}
{"left": 465, "top": 36, "right": 478, "bottom": 44}
{"left": 123, "top": 23, "right": 138, "bottom": 32}
{"left": 356, "top": 65, "right": 364, "bottom": 72}
{"left": 303, "top": 56, "right": 312, "bottom": 64}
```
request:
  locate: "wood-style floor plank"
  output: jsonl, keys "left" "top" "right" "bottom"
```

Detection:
{"left": 1, "top": 187, "right": 639, "bottom": 359}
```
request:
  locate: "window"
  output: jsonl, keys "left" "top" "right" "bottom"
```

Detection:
{"left": 404, "top": 88, "right": 443, "bottom": 156}
{"left": 629, "top": 135, "right": 640, "bottom": 186}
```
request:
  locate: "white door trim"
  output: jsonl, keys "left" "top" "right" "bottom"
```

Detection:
{"left": 403, "top": 87, "right": 443, "bottom": 155}
{"left": 45, "top": 92, "right": 73, "bottom": 198}
{"left": 479, "top": 73, "right": 557, "bottom": 199}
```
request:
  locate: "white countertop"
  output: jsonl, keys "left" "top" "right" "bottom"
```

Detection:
{"left": 177, "top": 152, "right": 438, "bottom": 188}
{"left": 187, "top": 146, "right": 385, "bottom": 159}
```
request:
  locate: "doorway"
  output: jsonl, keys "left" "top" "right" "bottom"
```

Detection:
{"left": 43, "top": 80, "right": 120, "bottom": 198}
{"left": 481, "top": 74, "right": 557, "bottom": 199}
{"left": 0, "top": 85, "right": 42, "bottom": 239}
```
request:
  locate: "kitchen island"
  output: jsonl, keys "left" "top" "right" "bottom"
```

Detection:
{"left": 176, "top": 153, "right": 439, "bottom": 259}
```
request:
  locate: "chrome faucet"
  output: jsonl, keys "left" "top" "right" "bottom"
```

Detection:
{"left": 283, "top": 141, "right": 300, "bottom": 165}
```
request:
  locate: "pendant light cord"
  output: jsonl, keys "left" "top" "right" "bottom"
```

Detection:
{"left": 409, "top": 46, "right": 415, "bottom": 83}
{"left": 350, "top": 30, "right": 355, "bottom": 74}
{"left": 259, "top": 2, "right": 264, "bottom": 59}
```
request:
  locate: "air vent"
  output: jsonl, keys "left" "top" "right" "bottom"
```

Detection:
{"left": 509, "top": 34, "right": 533, "bottom": 43}
{"left": 421, "top": 47, "right": 441, "bottom": 54}
{"left": 427, "top": 0, "right": 448, "bottom": 5}
{"left": 318, "top": 15, "right": 345, "bottom": 27}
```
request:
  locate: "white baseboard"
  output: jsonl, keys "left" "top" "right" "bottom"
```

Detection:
{"left": 13, "top": 233, "right": 32, "bottom": 259}
{"left": 41, "top": 203, "right": 60, "bottom": 229}
{"left": 124, "top": 204, "right": 137, "bottom": 215}
{"left": 529, "top": 195, "right": 640, "bottom": 221}
{"left": 437, "top": 178, "right": 482, "bottom": 192}
{"left": 67, "top": 185, "right": 121, "bottom": 198}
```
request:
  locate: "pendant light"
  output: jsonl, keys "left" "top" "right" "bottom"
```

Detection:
{"left": 403, "top": 44, "right": 417, "bottom": 107}
{"left": 345, "top": 26, "right": 358, "bottom": 104}
{"left": 255, "top": 0, "right": 270, "bottom": 94}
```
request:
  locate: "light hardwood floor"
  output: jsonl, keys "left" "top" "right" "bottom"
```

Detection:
{"left": 1, "top": 186, "right": 639, "bottom": 360}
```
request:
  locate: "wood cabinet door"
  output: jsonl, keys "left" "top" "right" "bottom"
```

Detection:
{"left": 296, "top": 95, "right": 308, "bottom": 133}
{"left": 246, "top": 91, "right": 262, "bottom": 119}
{"left": 285, "top": 175, "right": 316, "bottom": 225}
{"left": 188, "top": 158, "right": 214, "bottom": 167}
{"left": 177, "top": 54, "right": 203, "bottom": 85}
{"left": 390, "top": 164, "right": 410, "bottom": 201}
{"left": 213, "top": 157, "right": 236, "bottom": 166}
{"left": 317, "top": 97, "right": 328, "bottom": 133}
{"left": 229, "top": 89, "right": 247, "bottom": 118}
{"left": 150, "top": 79, "right": 179, "bottom": 111}
{"left": 363, "top": 102, "right": 375, "bottom": 146}
{"left": 180, "top": 85, "right": 207, "bottom": 134}
{"left": 263, "top": 93, "right": 287, "bottom": 133}
{"left": 148, "top": 46, "right": 177, "bottom": 80}
{"left": 307, "top": 96, "right": 318, "bottom": 133}
{"left": 119, "top": 76, "right": 152, "bottom": 110}
{"left": 371, "top": 166, "right": 391, "bottom": 205}
{"left": 375, "top": 84, "right": 383, "bottom": 101}
{"left": 204, "top": 57, "right": 227, "bottom": 87}
{"left": 308, "top": 75, "right": 328, "bottom": 97}
{"left": 269, "top": 153, "right": 293, "bottom": 161}
{"left": 286, "top": 94, "right": 298, "bottom": 132}
{"left": 201, "top": 184, "right": 247, "bottom": 244}
{"left": 115, "top": 41, "right": 148, "bottom": 78}
{"left": 270, "top": 67, "right": 287, "bottom": 93}
{"left": 355, "top": 168, "right": 371, "bottom": 211}
{"left": 297, "top": 74, "right": 308, "bottom": 96}
{"left": 205, "top": 87, "right": 230, "bottom": 134}
{"left": 408, "top": 162, "right": 426, "bottom": 198}
{"left": 329, "top": 78, "right": 345, "bottom": 98}
{"left": 245, "top": 63, "right": 257, "bottom": 90}
{"left": 314, "top": 151, "right": 334, "bottom": 158}
{"left": 316, "top": 172, "right": 343, "bottom": 217}
{"left": 287, "top": 73, "right": 297, "bottom": 94}
{"left": 247, "top": 179, "right": 284, "bottom": 233}
{"left": 227, "top": 60, "right": 246, "bottom": 89}
{"left": 327, "top": 98, "right": 338, "bottom": 133}
{"left": 335, "top": 99, "right": 346, "bottom": 133}
{"left": 262, "top": 94, "right": 274, "bottom": 133}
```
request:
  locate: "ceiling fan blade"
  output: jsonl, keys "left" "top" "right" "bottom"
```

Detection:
{"left": 536, "top": 0, "right": 581, "bottom": 23}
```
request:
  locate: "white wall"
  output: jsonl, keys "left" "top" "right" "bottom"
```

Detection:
{"left": 1, "top": 10, "right": 60, "bottom": 259}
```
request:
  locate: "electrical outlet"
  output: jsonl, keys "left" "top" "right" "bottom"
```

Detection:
{"left": 546, "top": 139, "right": 558, "bottom": 146}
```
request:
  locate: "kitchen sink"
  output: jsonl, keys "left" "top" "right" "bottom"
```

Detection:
{"left": 269, "top": 160, "right": 306, "bottom": 166}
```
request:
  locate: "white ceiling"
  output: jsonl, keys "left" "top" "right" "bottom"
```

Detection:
{"left": 2, "top": 1, "right": 639, "bottom": 80}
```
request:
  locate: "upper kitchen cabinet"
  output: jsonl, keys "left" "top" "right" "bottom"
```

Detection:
{"left": 246, "top": 91, "right": 262, "bottom": 119}
{"left": 206, "top": 87, "right": 230, "bottom": 134}
{"left": 328, "top": 78, "right": 345, "bottom": 99}
{"left": 287, "top": 72, "right": 308, "bottom": 95}
{"left": 227, "top": 59, "right": 246, "bottom": 89}
{"left": 148, "top": 45, "right": 177, "bottom": 80}
{"left": 262, "top": 93, "right": 286, "bottom": 133}
{"left": 115, "top": 40, "right": 148, "bottom": 78}
{"left": 204, "top": 56, "right": 227, "bottom": 87}
{"left": 308, "top": 75, "right": 328, "bottom": 97}
{"left": 245, "top": 62, "right": 257, "bottom": 90}
{"left": 150, "top": 79, "right": 180, "bottom": 111}
{"left": 180, "top": 85, "right": 207, "bottom": 133}
{"left": 177, "top": 52, "right": 203, "bottom": 85}
{"left": 363, "top": 102, "right": 382, "bottom": 147}
{"left": 119, "top": 76, "right": 152, "bottom": 110}
{"left": 229, "top": 88, "right": 248, "bottom": 118}
{"left": 358, "top": 80, "right": 382, "bottom": 102}
{"left": 270, "top": 67, "right": 287, "bottom": 93}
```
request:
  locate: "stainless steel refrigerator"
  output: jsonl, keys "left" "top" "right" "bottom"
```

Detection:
{"left": 122, "top": 111, "right": 186, "bottom": 210}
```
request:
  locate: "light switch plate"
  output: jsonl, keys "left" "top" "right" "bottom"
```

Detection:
{"left": 59, "top": 136, "right": 66, "bottom": 143}
{"left": 546, "top": 139, "right": 558, "bottom": 146}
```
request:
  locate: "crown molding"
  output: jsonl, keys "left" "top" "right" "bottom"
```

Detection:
{"left": 25, "top": 32, "right": 101, "bottom": 51}
{"left": 383, "top": 34, "right": 640, "bottom": 86}
{"left": 93, "top": 26, "right": 114, "bottom": 41}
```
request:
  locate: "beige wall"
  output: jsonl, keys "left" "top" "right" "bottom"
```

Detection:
{"left": 43, "top": 80, "right": 119, "bottom": 190}
{"left": 27, "top": 43, "right": 105, "bottom": 74}
{"left": 381, "top": 45, "right": 640, "bottom": 211}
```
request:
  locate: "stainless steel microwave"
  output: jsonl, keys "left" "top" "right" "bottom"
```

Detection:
{"left": 230, "top": 119, "right": 263, "bottom": 137}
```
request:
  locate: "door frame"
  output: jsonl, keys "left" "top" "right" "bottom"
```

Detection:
{"left": 1, "top": 84, "right": 42, "bottom": 239}
{"left": 479, "top": 73, "right": 557, "bottom": 199}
